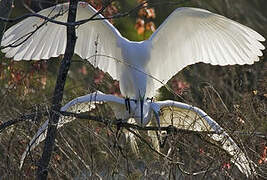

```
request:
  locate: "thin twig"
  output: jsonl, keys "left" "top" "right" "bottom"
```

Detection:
{"left": 126, "top": 127, "right": 184, "bottom": 165}
{"left": 1, "top": 109, "right": 267, "bottom": 140}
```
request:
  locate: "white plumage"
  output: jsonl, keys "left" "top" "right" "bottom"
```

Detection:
{"left": 20, "top": 92, "right": 255, "bottom": 177}
{"left": 19, "top": 91, "right": 135, "bottom": 169}
{"left": 1, "top": 2, "right": 264, "bottom": 177}
{"left": 1, "top": 2, "right": 265, "bottom": 99}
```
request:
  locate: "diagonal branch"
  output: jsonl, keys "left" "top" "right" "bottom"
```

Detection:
{"left": 1, "top": 109, "right": 266, "bottom": 140}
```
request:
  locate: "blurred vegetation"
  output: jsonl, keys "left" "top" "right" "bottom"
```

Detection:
{"left": 0, "top": 0, "right": 266, "bottom": 179}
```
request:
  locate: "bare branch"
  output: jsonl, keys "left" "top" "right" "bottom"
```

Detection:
{"left": 0, "top": 0, "right": 14, "bottom": 41}
{"left": 1, "top": 109, "right": 266, "bottom": 141}
{"left": 0, "top": 111, "right": 43, "bottom": 133}
{"left": 0, "top": 1, "right": 188, "bottom": 29}
{"left": 0, "top": 6, "right": 68, "bottom": 50}
{"left": 21, "top": 0, "right": 36, "bottom": 13}
{"left": 0, "top": 0, "right": 114, "bottom": 27}
{"left": 126, "top": 127, "right": 184, "bottom": 165}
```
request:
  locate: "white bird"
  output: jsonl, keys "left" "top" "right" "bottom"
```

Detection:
{"left": 1, "top": 2, "right": 265, "bottom": 120}
{"left": 1, "top": 1, "right": 264, "bottom": 176}
{"left": 20, "top": 91, "right": 255, "bottom": 177}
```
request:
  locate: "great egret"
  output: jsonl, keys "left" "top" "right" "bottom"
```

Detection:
{"left": 1, "top": 2, "right": 264, "bottom": 176}
{"left": 20, "top": 91, "right": 255, "bottom": 177}
{"left": 1, "top": 2, "right": 265, "bottom": 122}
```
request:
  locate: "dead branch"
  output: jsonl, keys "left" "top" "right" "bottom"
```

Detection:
{"left": 1, "top": 109, "right": 266, "bottom": 140}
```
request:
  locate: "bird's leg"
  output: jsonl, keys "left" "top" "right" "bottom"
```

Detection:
{"left": 159, "top": 126, "right": 177, "bottom": 148}
{"left": 154, "top": 111, "right": 161, "bottom": 131}
{"left": 154, "top": 111, "right": 166, "bottom": 148}
{"left": 155, "top": 130, "right": 162, "bottom": 146}
{"left": 155, "top": 132, "right": 167, "bottom": 148}
{"left": 125, "top": 98, "right": 137, "bottom": 115}
{"left": 124, "top": 97, "right": 130, "bottom": 114}
{"left": 159, "top": 132, "right": 168, "bottom": 148}
{"left": 114, "top": 119, "right": 123, "bottom": 148}
{"left": 127, "top": 99, "right": 131, "bottom": 114}
{"left": 140, "top": 99, "right": 144, "bottom": 125}
{"left": 125, "top": 97, "right": 129, "bottom": 111}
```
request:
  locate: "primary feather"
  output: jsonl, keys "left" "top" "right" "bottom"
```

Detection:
{"left": 1, "top": 2, "right": 265, "bottom": 99}
{"left": 147, "top": 7, "right": 265, "bottom": 96}
{"left": 1, "top": 2, "right": 124, "bottom": 81}
{"left": 21, "top": 92, "right": 256, "bottom": 177}
{"left": 1, "top": 2, "right": 263, "bottom": 176}
{"left": 151, "top": 101, "right": 255, "bottom": 177}
{"left": 19, "top": 91, "right": 134, "bottom": 169}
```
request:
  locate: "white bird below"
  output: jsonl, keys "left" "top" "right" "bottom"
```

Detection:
{"left": 20, "top": 91, "right": 255, "bottom": 177}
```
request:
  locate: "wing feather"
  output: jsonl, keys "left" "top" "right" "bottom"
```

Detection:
{"left": 147, "top": 8, "right": 265, "bottom": 96}
{"left": 151, "top": 100, "right": 255, "bottom": 177}
{"left": 19, "top": 91, "right": 127, "bottom": 169}
{"left": 1, "top": 2, "right": 125, "bottom": 80}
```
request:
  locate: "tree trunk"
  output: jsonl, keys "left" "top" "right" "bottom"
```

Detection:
{"left": 36, "top": 0, "right": 79, "bottom": 179}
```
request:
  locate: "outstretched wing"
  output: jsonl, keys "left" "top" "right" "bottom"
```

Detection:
{"left": 151, "top": 100, "right": 255, "bottom": 177}
{"left": 20, "top": 91, "right": 128, "bottom": 169}
{"left": 1, "top": 2, "right": 125, "bottom": 80}
{"left": 146, "top": 7, "right": 265, "bottom": 95}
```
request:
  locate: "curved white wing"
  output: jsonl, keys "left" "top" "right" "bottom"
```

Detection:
{"left": 146, "top": 7, "right": 265, "bottom": 95}
{"left": 150, "top": 100, "right": 255, "bottom": 177}
{"left": 20, "top": 91, "right": 129, "bottom": 169}
{"left": 1, "top": 2, "right": 125, "bottom": 80}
